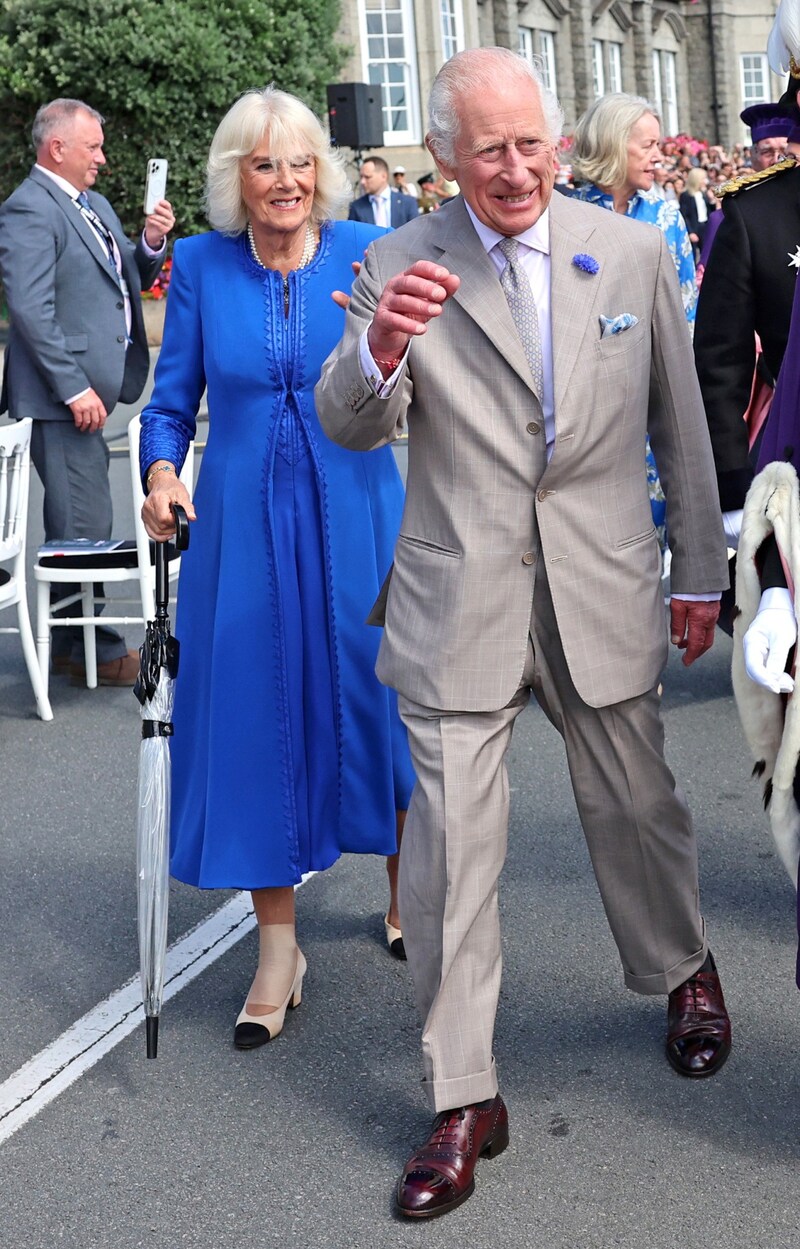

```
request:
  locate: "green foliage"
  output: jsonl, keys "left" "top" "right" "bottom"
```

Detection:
{"left": 0, "top": 0, "right": 347, "bottom": 236}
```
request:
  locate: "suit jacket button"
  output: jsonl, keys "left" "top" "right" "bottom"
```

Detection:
{"left": 116, "top": 335, "right": 125, "bottom": 343}
{"left": 537, "top": 488, "right": 553, "bottom": 502}
{"left": 116, "top": 301, "right": 124, "bottom": 310}
{"left": 526, "top": 421, "right": 541, "bottom": 435}
{"left": 522, "top": 551, "right": 535, "bottom": 565}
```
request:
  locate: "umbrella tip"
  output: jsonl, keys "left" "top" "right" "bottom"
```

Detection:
{"left": 146, "top": 1015, "right": 159, "bottom": 1059}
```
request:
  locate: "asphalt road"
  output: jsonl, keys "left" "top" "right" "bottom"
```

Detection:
{"left": 0, "top": 377, "right": 798, "bottom": 1247}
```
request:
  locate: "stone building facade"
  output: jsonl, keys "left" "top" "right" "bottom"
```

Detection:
{"left": 333, "top": 0, "right": 785, "bottom": 178}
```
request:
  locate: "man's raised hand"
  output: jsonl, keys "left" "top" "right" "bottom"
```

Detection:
{"left": 367, "top": 261, "right": 460, "bottom": 363}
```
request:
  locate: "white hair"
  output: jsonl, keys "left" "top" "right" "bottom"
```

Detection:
{"left": 205, "top": 86, "right": 350, "bottom": 235}
{"left": 427, "top": 48, "right": 564, "bottom": 167}
{"left": 570, "top": 93, "right": 660, "bottom": 191}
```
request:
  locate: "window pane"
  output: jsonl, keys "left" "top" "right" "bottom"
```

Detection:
{"left": 440, "top": 0, "right": 464, "bottom": 60}
{"left": 360, "top": 0, "right": 419, "bottom": 140}
{"left": 740, "top": 53, "right": 768, "bottom": 107}
{"left": 608, "top": 42, "right": 621, "bottom": 95}
{"left": 539, "top": 30, "right": 557, "bottom": 95}
{"left": 662, "top": 50, "right": 678, "bottom": 135}
{"left": 652, "top": 48, "right": 663, "bottom": 117}
{"left": 592, "top": 41, "right": 605, "bottom": 98}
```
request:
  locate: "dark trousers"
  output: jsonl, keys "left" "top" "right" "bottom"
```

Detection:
{"left": 30, "top": 419, "right": 127, "bottom": 663}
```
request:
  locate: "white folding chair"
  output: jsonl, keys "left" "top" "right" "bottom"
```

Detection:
{"left": 33, "top": 414, "right": 194, "bottom": 699}
{"left": 0, "top": 419, "right": 53, "bottom": 720}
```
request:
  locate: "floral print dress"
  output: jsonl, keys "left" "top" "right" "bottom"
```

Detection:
{"left": 574, "top": 184, "right": 698, "bottom": 551}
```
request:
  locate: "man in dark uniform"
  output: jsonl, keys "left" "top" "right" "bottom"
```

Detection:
{"left": 694, "top": 97, "right": 799, "bottom": 521}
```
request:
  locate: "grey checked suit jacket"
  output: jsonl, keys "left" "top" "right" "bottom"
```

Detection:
{"left": 0, "top": 166, "right": 163, "bottom": 421}
{"left": 316, "top": 193, "right": 728, "bottom": 712}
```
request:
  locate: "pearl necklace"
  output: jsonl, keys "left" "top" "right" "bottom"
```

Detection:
{"left": 247, "top": 221, "right": 317, "bottom": 271}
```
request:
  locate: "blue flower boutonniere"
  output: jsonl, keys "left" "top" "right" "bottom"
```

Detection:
{"left": 572, "top": 253, "right": 599, "bottom": 275}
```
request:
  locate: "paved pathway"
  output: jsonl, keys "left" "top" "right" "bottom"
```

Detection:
{"left": 0, "top": 361, "right": 797, "bottom": 1247}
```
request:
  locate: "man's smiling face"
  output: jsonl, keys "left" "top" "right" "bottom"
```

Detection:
{"left": 435, "top": 77, "right": 556, "bottom": 236}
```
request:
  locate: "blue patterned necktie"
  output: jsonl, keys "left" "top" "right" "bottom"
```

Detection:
{"left": 76, "top": 192, "right": 118, "bottom": 272}
{"left": 498, "top": 237, "right": 544, "bottom": 399}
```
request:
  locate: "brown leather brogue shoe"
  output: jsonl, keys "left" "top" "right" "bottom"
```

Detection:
{"left": 395, "top": 1094, "right": 509, "bottom": 1219}
{"left": 70, "top": 649, "right": 140, "bottom": 687}
{"left": 666, "top": 964, "right": 731, "bottom": 1078}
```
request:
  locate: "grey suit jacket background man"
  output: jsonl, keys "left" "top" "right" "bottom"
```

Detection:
{"left": 347, "top": 154, "right": 419, "bottom": 228}
{"left": 318, "top": 47, "right": 731, "bottom": 1222}
{"left": 0, "top": 97, "right": 174, "bottom": 683}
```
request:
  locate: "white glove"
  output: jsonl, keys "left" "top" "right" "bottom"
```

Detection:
{"left": 722, "top": 509, "right": 743, "bottom": 551}
{"left": 742, "top": 586, "right": 797, "bottom": 693}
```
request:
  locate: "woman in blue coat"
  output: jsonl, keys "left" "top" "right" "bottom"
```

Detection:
{"left": 140, "top": 87, "right": 415, "bottom": 1048}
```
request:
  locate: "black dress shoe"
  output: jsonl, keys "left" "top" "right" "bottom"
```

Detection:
{"left": 666, "top": 959, "right": 731, "bottom": 1078}
{"left": 395, "top": 1095, "right": 509, "bottom": 1219}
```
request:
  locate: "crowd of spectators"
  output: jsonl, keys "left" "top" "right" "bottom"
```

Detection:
{"left": 555, "top": 132, "right": 774, "bottom": 201}
{"left": 395, "top": 132, "right": 784, "bottom": 217}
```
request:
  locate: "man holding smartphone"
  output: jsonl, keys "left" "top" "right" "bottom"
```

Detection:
{"left": 0, "top": 97, "right": 175, "bottom": 685}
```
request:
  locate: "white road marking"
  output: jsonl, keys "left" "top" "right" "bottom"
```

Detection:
{"left": 0, "top": 890, "right": 261, "bottom": 1146}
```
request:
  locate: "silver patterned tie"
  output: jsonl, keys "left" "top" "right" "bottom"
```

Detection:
{"left": 498, "top": 237, "right": 544, "bottom": 399}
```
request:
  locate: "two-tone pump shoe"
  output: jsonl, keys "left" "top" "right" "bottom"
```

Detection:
{"left": 384, "top": 914, "right": 406, "bottom": 960}
{"left": 233, "top": 948, "right": 307, "bottom": 1049}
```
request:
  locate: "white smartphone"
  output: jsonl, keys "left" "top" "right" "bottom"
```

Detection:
{"left": 144, "top": 158, "right": 168, "bottom": 215}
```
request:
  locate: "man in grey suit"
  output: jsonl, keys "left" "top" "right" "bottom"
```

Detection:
{"left": 348, "top": 155, "right": 419, "bottom": 228}
{"left": 318, "top": 49, "right": 731, "bottom": 1219}
{"left": 0, "top": 98, "right": 175, "bottom": 684}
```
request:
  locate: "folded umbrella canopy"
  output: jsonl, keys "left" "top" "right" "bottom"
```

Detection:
{"left": 134, "top": 503, "right": 189, "bottom": 1058}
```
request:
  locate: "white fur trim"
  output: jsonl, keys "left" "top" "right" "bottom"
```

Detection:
{"left": 733, "top": 460, "right": 800, "bottom": 883}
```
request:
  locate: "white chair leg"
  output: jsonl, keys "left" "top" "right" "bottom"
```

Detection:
{"left": 17, "top": 595, "right": 53, "bottom": 721}
{"left": 36, "top": 579, "right": 52, "bottom": 700}
{"left": 81, "top": 585, "right": 98, "bottom": 688}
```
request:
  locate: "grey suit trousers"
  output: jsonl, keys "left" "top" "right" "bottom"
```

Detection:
{"left": 397, "top": 569, "right": 707, "bottom": 1112}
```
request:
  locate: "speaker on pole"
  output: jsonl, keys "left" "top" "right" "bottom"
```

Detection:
{"left": 326, "top": 83, "right": 385, "bottom": 150}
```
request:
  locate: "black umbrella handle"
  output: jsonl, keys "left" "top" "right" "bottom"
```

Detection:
{"left": 155, "top": 503, "right": 190, "bottom": 618}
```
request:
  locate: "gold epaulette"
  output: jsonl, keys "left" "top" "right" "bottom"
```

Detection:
{"left": 718, "top": 156, "right": 797, "bottom": 198}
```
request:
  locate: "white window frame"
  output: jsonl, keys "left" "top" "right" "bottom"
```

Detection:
{"left": 519, "top": 26, "right": 557, "bottom": 97}
{"left": 440, "top": 0, "right": 465, "bottom": 63}
{"left": 652, "top": 48, "right": 663, "bottom": 120}
{"left": 660, "top": 50, "right": 678, "bottom": 136}
{"left": 740, "top": 53, "right": 770, "bottom": 109}
{"left": 607, "top": 42, "right": 622, "bottom": 95}
{"left": 539, "top": 30, "right": 557, "bottom": 97}
{"left": 359, "top": 0, "right": 421, "bottom": 146}
{"left": 518, "top": 25, "right": 535, "bottom": 64}
{"left": 592, "top": 40, "right": 605, "bottom": 98}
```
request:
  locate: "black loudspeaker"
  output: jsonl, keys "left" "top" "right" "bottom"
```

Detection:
{"left": 326, "top": 82, "right": 384, "bottom": 149}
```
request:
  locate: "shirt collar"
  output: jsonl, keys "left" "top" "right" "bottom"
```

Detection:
{"left": 371, "top": 186, "right": 391, "bottom": 202}
{"left": 35, "top": 164, "right": 82, "bottom": 201}
{"left": 464, "top": 200, "right": 550, "bottom": 257}
{"left": 580, "top": 182, "right": 654, "bottom": 218}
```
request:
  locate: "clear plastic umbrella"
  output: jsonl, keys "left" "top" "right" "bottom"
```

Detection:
{"left": 133, "top": 504, "right": 189, "bottom": 1058}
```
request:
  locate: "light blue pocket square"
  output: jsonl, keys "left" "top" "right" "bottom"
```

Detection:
{"left": 599, "top": 313, "right": 638, "bottom": 339}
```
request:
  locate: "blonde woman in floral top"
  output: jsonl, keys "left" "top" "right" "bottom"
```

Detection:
{"left": 571, "top": 93, "right": 698, "bottom": 546}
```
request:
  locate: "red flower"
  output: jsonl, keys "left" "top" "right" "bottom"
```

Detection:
{"left": 142, "top": 257, "right": 173, "bottom": 300}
